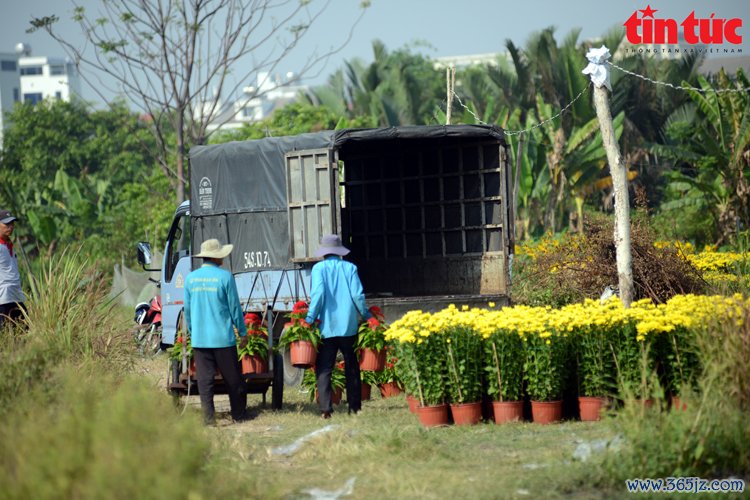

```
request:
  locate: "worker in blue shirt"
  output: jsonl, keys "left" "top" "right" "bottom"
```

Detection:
{"left": 305, "top": 234, "right": 372, "bottom": 418}
{"left": 185, "top": 239, "right": 248, "bottom": 424}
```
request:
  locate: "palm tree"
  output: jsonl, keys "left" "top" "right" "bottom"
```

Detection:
{"left": 304, "top": 41, "right": 444, "bottom": 126}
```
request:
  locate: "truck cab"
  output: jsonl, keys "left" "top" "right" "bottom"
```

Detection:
{"left": 160, "top": 200, "right": 191, "bottom": 345}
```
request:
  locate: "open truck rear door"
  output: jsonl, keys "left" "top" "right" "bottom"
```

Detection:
{"left": 285, "top": 148, "right": 341, "bottom": 261}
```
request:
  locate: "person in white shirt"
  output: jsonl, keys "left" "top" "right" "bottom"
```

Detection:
{"left": 0, "top": 209, "right": 26, "bottom": 329}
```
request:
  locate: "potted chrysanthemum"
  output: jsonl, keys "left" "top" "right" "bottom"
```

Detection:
{"left": 444, "top": 322, "right": 484, "bottom": 425}
{"left": 484, "top": 328, "right": 525, "bottom": 423}
{"left": 524, "top": 330, "right": 568, "bottom": 424}
{"left": 386, "top": 310, "right": 449, "bottom": 427}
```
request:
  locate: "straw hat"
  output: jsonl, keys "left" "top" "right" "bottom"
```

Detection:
{"left": 195, "top": 238, "right": 233, "bottom": 259}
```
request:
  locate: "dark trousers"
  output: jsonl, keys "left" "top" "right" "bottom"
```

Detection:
{"left": 0, "top": 302, "right": 26, "bottom": 330}
{"left": 193, "top": 346, "right": 247, "bottom": 423}
{"left": 316, "top": 335, "right": 361, "bottom": 413}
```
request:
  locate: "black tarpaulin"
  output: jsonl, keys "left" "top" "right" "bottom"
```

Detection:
{"left": 190, "top": 131, "right": 335, "bottom": 216}
{"left": 188, "top": 125, "right": 506, "bottom": 273}
{"left": 332, "top": 124, "right": 505, "bottom": 151}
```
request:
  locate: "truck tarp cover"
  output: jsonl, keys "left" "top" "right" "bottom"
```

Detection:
{"left": 189, "top": 125, "right": 505, "bottom": 272}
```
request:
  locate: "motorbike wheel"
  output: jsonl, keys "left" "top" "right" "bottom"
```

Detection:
{"left": 135, "top": 325, "right": 150, "bottom": 355}
{"left": 145, "top": 325, "right": 162, "bottom": 357}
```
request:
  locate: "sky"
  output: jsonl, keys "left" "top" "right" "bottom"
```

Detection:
{"left": 1, "top": 0, "right": 748, "bottom": 107}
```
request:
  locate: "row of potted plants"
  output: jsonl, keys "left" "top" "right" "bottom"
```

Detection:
{"left": 385, "top": 294, "right": 746, "bottom": 426}
{"left": 169, "top": 311, "right": 270, "bottom": 376}
{"left": 300, "top": 356, "right": 403, "bottom": 404}
{"left": 170, "top": 301, "right": 398, "bottom": 380}
{"left": 276, "top": 301, "right": 392, "bottom": 372}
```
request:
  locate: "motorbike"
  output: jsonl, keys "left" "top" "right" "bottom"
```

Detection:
{"left": 134, "top": 295, "right": 162, "bottom": 356}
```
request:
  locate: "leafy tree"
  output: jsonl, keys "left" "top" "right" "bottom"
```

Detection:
{"left": 31, "top": 0, "right": 370, "bottom": 203}
{"left": 0, "top": 99, "right": 168, "bottom": 267}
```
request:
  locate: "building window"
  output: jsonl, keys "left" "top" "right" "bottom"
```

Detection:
{"left": 49, "top": 65, "right": 65, "bottom": 76}
{"left": 55, "top": 91, "right": 62, "bottom": 100}
{"left": 20, "top": 66, "right": 43, "bottom": 76}
{"left": 13, "top": 88, "right": 19, "bottom": 102}
{"left": 1, "top": 60, "right": 17, "bottom": 71}
{"left": 23, "top": 93, "right": 43, "bottom": 104}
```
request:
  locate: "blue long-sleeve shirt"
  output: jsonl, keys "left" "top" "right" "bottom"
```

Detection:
{"left": 184, "top": 262, "right": 246, "bottom": 348}
{"left": 305, "top": 256, "right": 371, "bottom": 338}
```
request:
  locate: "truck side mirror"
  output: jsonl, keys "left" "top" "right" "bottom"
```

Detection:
{"left": 137, "top": 242, "right": 153, "bottom": 266}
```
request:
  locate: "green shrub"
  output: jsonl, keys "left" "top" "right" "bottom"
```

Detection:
{"left": 0, "top": 366, "right": 211, "bottom": 499}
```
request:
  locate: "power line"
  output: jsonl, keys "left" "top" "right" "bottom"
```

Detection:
{"left": 607, "top": 61, "right": 750, "bottom": 94}
{"left": 448, "top": 60, "right": 748, "bottom": 137}
{"left": 450, "top": 84, "right": 592, "bottom": 137}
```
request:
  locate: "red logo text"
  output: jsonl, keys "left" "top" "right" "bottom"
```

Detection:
{"left": 625, "top": 5, "right": 743, "bottom": 44}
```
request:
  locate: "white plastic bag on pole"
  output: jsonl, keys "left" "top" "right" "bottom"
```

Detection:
{"left": 581, "top": 45, "right": 612, "bottom": 91}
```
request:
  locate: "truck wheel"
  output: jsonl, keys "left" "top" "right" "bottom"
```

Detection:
{"left": 168, "top": 358, "right": 181, "bottom": 398}
{"left": 279, "top": 327, "right": 305, "bottom": 387}
{"left": 271, "top": 352, "right": 284, "bottom": 410}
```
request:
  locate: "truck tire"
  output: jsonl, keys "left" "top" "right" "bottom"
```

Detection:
{"left": 279, "top": 327, "right": 305, "bottom": 387}
{"left": 271, "top": 352, "right": 284, "bottom": 410}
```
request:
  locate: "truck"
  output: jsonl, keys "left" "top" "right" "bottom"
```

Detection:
{"left": 137, "top": 124, "right": 515, "bottom": 408}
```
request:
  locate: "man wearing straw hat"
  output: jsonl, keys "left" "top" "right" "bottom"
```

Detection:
{"left": 305, "top": 234, "right": 372, "bottom": 419}
{"left": 184, "top": 238, "right": 248, "bottom": 424}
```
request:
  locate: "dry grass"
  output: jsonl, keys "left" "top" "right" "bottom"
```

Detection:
{"left": 515, "top": 213, "right": 705, "bottom": 306}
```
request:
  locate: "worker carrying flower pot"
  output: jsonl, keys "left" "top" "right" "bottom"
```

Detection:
{"left": 305, "top": 234, "right": 372, "bottom": 419}
{"left": 184, "top": 238, "right": 248, "bottom": 425}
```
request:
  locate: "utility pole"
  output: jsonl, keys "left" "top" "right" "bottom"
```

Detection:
{"left": 583, "top": 46, "right": 634, "bottom": 307}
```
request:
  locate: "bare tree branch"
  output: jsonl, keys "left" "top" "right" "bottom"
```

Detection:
{"left": 30, "top": 0, "right": 369, "bottom": 202}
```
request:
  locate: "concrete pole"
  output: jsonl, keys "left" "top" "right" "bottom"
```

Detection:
{"left": 512, "top": 133, "right": 524, "bottom": 239}
{"left": 446, "top": 67, "right": 452, "bottom": 125}
{"left": 592, "top": 85, "right": 634, "bottom": 307}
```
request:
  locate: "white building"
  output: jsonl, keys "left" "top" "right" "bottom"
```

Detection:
{"left": 0, "top": 44, "right": 83, "bottom": 145}
{"left": 17, "top": 43, "right": 81, "bottom": 104}
{"left": 434, "top": 52, "right": 508, "bottom": 69}
{"left": 0, "top": 51, "right": 21, "bottom": 143}
{"left": 206, "top": 71, "right": 307, "bottom": 133}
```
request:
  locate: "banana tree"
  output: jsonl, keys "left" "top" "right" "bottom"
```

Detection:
{"left": 654, "top": 69, "right": 750, "bottom": 243}
{"left": 566, "top": 112, "right": 626, "bottom": 231}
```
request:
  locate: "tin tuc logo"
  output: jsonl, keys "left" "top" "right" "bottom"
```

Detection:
{"left": 624, "top": 5, "right": 743, "bottom": 45}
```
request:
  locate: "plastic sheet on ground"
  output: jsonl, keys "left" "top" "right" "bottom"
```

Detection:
{"left": 302, "top": 477, "right": 356, "bottom": 500}
{"left": 270, "top": 424, "right": 338, "bottom": 456}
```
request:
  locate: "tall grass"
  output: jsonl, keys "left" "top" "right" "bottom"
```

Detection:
{"left": 0, "top": 248, "right": 217, "bottom": 498}
{"left": 0, "top": 248, "right": 132, "bottom": 410}
{"left": 596, "top": 300, "right": 750, "bottom": 480}
{"left": 24, "top": 247, "right": 132, "bottom": 366}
